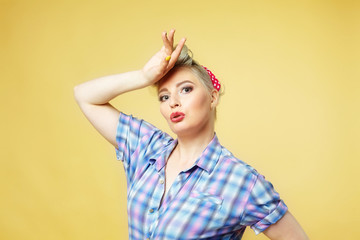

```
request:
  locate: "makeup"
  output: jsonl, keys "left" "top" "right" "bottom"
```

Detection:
{"left": 170, "top": 112, "right": 185, "bottom": 122}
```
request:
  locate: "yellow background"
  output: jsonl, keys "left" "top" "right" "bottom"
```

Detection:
{"left": 1, "top": 0, "right": 359, "bottom": 239}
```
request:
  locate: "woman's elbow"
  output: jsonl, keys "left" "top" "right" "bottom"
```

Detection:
{"left": 73, "top": 84, "right": 85, "bottom": 104}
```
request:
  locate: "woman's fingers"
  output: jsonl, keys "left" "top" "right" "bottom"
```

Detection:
{"left": 160, "top": 29, "right": 187, "bottom": 72}
{"left": 167, "top": 29, "right": 175, "bottom": 47}
{"left": 168, "top": 37, "right": 186, "bottom": 68}
{"left": 162, "top": 31, "right": 173, "bottom": 54}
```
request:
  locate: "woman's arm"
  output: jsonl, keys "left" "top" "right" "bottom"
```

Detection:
{"left": 73, "top": 70, "right": 148, "bottom": 148}
{"left": 263, "top": 211, "right": 309, "bottom": 240}
{"left": 74, "top": 29, "right": 186, "bottom": 148}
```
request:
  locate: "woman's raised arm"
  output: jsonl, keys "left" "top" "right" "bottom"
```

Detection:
{"left": 74, "top": 29, "right": 186, "bottom": 148}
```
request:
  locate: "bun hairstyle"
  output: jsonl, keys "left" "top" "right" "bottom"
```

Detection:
{"left": 172, "top": 44, "right": 215, "bottom": 95}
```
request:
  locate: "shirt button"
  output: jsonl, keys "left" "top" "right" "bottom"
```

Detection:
{"left": 149, "top": 208, "right": 154, "bottom": 213}
{"left": 146, "top": 238, "right": 150, "bottom": 240}
{"left": 159, "top": 179, "right": 164, "bottom": 184}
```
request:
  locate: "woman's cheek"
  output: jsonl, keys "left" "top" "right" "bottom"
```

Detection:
{"left": 159, "top": 106, "right": 167, "bottom": 120}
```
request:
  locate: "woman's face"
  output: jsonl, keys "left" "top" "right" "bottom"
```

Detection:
{"left": 158, "top": 67, "right": 218, "bottom": 137}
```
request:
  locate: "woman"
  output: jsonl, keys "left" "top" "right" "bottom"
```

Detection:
{"left": 74, "top": 29, "right": 308, "bottom": 239}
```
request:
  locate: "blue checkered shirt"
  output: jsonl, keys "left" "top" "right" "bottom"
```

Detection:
{"left": 115, "top": 112, "right": 288, "bottom": 239}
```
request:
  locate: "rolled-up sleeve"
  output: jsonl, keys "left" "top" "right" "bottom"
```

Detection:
{"left": 115, "top": 113, "right": 157, "bottom": 169}
{"left": 240, "top": 173, "right": 288, "bottom": 234}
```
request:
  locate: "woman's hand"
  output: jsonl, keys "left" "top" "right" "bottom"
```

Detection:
{"left": 142, "top": 29, "right": 186, "bottom": 85}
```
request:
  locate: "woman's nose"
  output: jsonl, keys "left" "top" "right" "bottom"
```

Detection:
{"left": 169, "top": 95, "right": 181, "bottom": 108}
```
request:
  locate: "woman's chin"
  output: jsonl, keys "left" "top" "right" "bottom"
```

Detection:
{"left": 170, "top": 125, "right": 205, "bottom": 138}
{"left": 169, "top": 125, "right": 191, "bottom": 136}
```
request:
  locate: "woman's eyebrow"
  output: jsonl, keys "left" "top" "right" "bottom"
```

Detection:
{"left": 158, "top": 88, "right": 168, "bottom": 95}
{"left": 176, "top": 80, "right": 194, "bottom": 87}
{"left": 158, "top": 80, "right": 194, "bottom": 95}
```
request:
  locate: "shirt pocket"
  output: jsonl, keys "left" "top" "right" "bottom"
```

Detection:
{"left": 159, "top": 190, "right": 224, "bottom": 238}
{"left": 189, "top": 190, "right": 223, "bottom": 207}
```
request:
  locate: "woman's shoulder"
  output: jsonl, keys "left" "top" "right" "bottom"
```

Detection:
{"left": 116, "top": 111, "right": 174, "bottom": 153}
{"left": 218, "top": 146, "right": 260, "bottom": 177}
{"left": 119, "top": 112, "right": 172, "bottom": 137}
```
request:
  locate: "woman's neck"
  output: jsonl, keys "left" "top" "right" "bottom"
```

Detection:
{"left": 175, "top": 128, "right": 215, "bottom": 166}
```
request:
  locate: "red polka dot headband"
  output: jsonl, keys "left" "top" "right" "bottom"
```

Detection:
{"left": 202, "top": 66, "right": 221, "bottom": 91}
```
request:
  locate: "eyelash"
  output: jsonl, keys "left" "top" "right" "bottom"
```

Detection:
{"left": 159, "top": 86, "right": 193, "bottom": 102}
{"left": 181, "top": 86, "right": 193, "bottom": 93}
{"left": 159, "top": 95, "right": 169, "bottom": 102}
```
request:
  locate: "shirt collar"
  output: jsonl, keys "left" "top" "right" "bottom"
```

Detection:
{"left": 149, "top": 138, "right": 178, "bottom": 172}
{"left": 149, "top": 133, "right": 222, "bottom": 175}
{"left": 194, "top": 133, "right": 222, "bottom": 174}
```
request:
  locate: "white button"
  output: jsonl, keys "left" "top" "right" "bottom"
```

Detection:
{"left": 159, "top": 179, "right": 164, "bottom": 184}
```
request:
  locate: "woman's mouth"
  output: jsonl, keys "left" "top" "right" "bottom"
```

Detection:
{"left": 170, "top": 112, "right": 185, "bottom": 123}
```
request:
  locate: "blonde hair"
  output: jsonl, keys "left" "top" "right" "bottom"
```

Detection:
{"left": 155, "top": 44, "right": 223, "bottom": 96}
{"left": 172, "top": 45, "right": 215, "bottom": 94}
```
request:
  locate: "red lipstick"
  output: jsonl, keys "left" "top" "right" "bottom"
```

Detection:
{"left": 170, "top": 112, "right": 185, "bottom": 123}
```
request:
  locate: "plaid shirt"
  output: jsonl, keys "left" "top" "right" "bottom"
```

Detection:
{"left": 115, "top": 113, "right": 288, "bottom": 240}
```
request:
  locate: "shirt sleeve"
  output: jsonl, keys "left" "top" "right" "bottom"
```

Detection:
{"left": 240, "top": 173, "right": 288, "bottom": 235}
{"left": 115, "top": 112, "right": 160, "bottom": 173}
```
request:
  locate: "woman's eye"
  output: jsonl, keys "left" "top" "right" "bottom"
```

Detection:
{"left": 182, "top": 86, "right": 193, "bottom": 93}
{"left": 159, "top": 95, "right": 169, "bottom": 102}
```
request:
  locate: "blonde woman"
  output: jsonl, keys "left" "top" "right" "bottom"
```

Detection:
{"left": 74, "top": 29, "right": 308, "bottom": 240}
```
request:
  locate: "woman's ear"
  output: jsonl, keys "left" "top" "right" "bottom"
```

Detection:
{"left": 210, "top": 89, "right": 220, "bottom": 109}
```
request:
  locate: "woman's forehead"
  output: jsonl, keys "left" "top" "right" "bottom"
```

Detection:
{"left": 158, "top": 67, "right": 200, "bottom": 90}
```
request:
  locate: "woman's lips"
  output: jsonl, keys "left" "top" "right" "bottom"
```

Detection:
{"left": 170, "top": 112, "right": 185, "bottom": 123}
